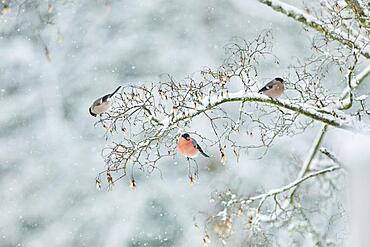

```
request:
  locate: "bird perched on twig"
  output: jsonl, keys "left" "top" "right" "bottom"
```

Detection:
{"left": 89, "top": 86, "right": 122, "bottom": 117}
{"left": 177, "top": 133, "right": 209, "bottom": 159}
{"left": 258, "top": 77, "right": 285, "bottom": 98}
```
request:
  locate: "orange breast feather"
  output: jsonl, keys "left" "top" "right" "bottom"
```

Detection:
{"left": 177, "top": 139, "right": 198, "bottom": 158}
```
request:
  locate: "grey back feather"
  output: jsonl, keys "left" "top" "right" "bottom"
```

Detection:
{"left": 191, "top": 138, "right": 209, "bottom": 157}
{"left": 258, "top": 79, "right": 281, "bottom": 93}
{"left": 264, "top": 79, "right": 280, "bottom": 89}
{"left": 92, "top": 97, "right": 103, "bottom": 107}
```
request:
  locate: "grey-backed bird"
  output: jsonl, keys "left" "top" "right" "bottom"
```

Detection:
{"left": 89, "top": 86, "right": 122, "bottom": 117}
{"left": 258, "top": 77, "right": 285, "bottom": 98}
{"left": 177, "top": 133, "right": 209, "bottom": 159}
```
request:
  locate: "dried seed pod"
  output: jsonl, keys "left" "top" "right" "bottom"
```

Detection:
{"left": 189, "top": 176, "right": 195, "bottom": 185}
{"left": 57, "top": 29, "right": 64, "bottom": 43}
{"left": 233, "top": 147, "right": 240, "bottom": 163}
{"left": 247, "top": 215, "right": 253, "bottom": 224}
{"left": 107, "top": 173, "right": 114, "bottom": 185}
{"left": 203, "top": 232, "right": 211, "bottom": 245}
{"left": 172, "top": 106, "right": 178, "bottom": 113}
{"left": 95, "top": 180, "right": 101, "bottom": 189}
{"left": 220, "top": 149, "right": 226, "bottom": 164}
{"left": 213, "top": 217, "right": 233, "bottom": 240}
{"left": 237, "top": 207, "right": 243, "bottom": 216}
{"left": 48, "top": 3, "right": 53, "bottom": 13}
{"left": 133, "top": 94, "right": 140, "bottom": 101}
{"left": 2, "top": 5, "right": 11, "bottom": 15}
{"left": 130, "top": 179, "right": 137, "bottom": 189}
{"left": 158, "top": 89, "right": 163, "bottom": 95}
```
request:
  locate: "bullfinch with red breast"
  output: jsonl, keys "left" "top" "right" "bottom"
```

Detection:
{"left": 258, "top": 77, "right": 285, "bottom": 98}
{"left": 177, "top": 133, "right": 209, "bottom": 159}
{"left": 89, "top": 86, "right": 122, "bottom": 117}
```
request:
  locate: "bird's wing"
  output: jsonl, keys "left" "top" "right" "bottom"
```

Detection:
{"left": 93, "top": 97, "right": 103, "bottom": 106}
{"left": 192, "top": 138, "right": 209, "bottom": 158}
{"left": 191, "top": 138, "right": 198, "bottom": 148}
{"left": 258, "top": 80, "right": 276, "bottom": 93}
{"left": 102, "top": 94, "right": 110, "bottom": 102}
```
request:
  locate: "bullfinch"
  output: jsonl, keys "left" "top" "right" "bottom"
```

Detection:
{"left": 177, "top": 133, "right": 210, "bottom": 159}
{"left": 258, "top": 77, "right": 285, "bottom": 98}
{"left": 89, "top": 86, "right": 122, "bottom": 117}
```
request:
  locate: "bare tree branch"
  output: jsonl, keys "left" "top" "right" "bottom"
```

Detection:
{"left": 198, "top": 23, "right": 370, "bottom": 241}
{"left": 206, "top": 165, "right": 341, "bottom": 244}
{"left": 256, "top": 0, "right": 370, "bottom": 59}
{"left": 340, "top": 63, "right": 370, "bottom": 105}
{"left": 176, "top": 92, "right": 351, "bottom": 129}
{"left": 299, "top": 124, "right": 328, "bottom": 178}
{"left": 345, "top": 0, "right": 370, "bottom": 28}
{"left": 320, "top": 147, "right": 344, "bottom": 167}
{"left": 241, "top": 165, "right": 340, "bottom": 205}
{"left": 290, "top": 61, "right": 370, "bottom": 200}
{"left": 95, "top": 30, "right": 369, "bottom": 191}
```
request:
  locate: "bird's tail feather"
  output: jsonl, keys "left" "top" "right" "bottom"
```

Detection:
{"left": 200, "top": 150, "right": 210, "bottom": 158}
{"left": 110, "top": 86, "right": 122, "bottom": 97}
{"left": 198, "top": 146, "right": 209, "bottom": 158}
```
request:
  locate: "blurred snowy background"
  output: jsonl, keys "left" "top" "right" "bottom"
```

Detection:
{"left": 0, "top": 0, "right": 368, "bottom": 246}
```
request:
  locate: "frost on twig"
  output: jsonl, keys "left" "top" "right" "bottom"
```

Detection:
{"left": 94, "top": 31, "right": 359, "bottom": 188}
{"left": 203, "top": 166, "right": 342, "bottom": 245}
{"left": 257, "top": 0, "right": 370, "bottom": 59}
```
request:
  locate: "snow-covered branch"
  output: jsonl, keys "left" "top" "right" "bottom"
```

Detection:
{"left": 345, "top": 0, "right": 370, "bottom": 28}
{"left": 96, "top": 82, "right": 351, "bottom": 187}
{"left": 206, "top": 165, "right": 341, "bottom": 243}
{"left": 288, "top": 62, "right": 370, "bottom": 206}
{"left": 298, "top": 124, "right": 328, "bottom": 178}
{"left": 320, "top": 147, "right": 344, "bottom": 167}
{"left": 257, "top": 0, "right": 370, "bottom": 59}
{"left": 198, "top": 27, "right": 370, "bottom": 243}
{"left": 291, "top": 61, "right": 370, "bottom": 196}
{"left": 340, "top": 63, "right": 370, "bottom": 104}
{"left": 241, "top": 165, "right": 340, "bottom": 205}
{"left": 179, "top": 91, "right": 351, "bottom": 129}
{"left": 94, "top": 31, "right": 368, "bottom": 188}
{"left": 285, "top": 124, "right": 328, "bottom": 203}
